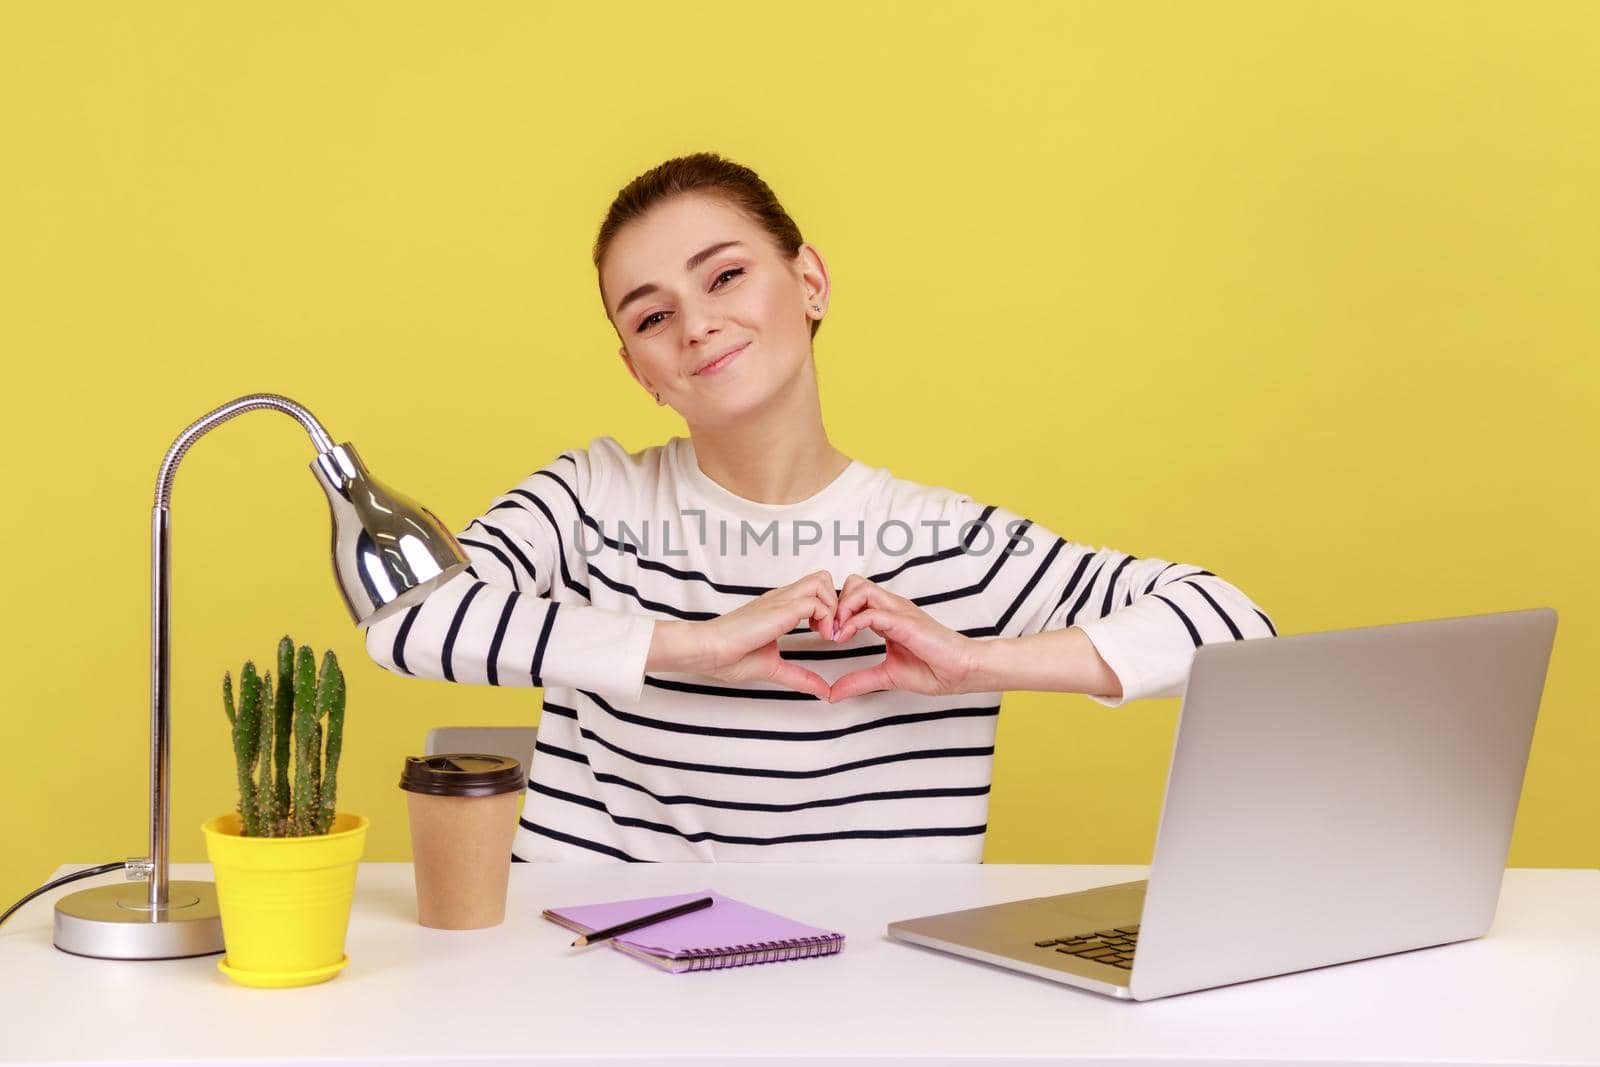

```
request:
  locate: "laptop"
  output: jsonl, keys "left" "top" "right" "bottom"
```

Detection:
{"left": 887, "top": 607, "right": 1559, "bottom": 1001}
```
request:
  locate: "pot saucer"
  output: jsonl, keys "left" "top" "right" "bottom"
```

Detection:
{"left": 217, "top": 953, "right": 348, "bottom": 988}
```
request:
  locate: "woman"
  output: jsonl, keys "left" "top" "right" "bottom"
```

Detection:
{"left": 364, "top": 152, "right": 1276, "bottom": 863}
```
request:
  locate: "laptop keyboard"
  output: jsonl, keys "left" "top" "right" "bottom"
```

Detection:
{"left": 1035, "top": 924, "right": 1139, "bottom": 969}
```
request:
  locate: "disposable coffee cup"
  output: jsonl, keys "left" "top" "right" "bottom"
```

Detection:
{"left": 399, "top": 753, "right": 523, "bottom": 929}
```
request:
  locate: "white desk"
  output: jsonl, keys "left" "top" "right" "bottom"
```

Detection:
{"left": 3, "top": 863, "right": 1596, "bottom": 1066}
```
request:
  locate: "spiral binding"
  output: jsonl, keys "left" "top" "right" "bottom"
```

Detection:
{"left": 680, "top": 933, "right": 846, "bottom": 972}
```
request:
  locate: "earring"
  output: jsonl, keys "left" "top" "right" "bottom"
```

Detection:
{"left": 811, "top": 304, "right": 821, "bottom": 313}
{"left": 653, "top": 391, "right": 662, "bottom": 405}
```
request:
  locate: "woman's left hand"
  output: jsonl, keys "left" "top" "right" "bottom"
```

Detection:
{"left": 826, "top": 575, "right": 987, "bottom": 701}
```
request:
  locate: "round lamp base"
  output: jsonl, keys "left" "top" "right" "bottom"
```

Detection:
{"left": 53, "top": 880, "right": 224, "bottom": 960}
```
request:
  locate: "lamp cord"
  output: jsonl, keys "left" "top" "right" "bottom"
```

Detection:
{"left": 0, "top": 862, "right": 131, "bottom": 928}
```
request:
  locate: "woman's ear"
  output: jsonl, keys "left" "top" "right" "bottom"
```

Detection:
{"left": 619, "top": 345, "right": 664, "bottom": 404}
{"left": 618, "top": 345, "right": 648, "bottom": 390}
{"left": 796, "top": 242, "right": 830, "bottom": 317}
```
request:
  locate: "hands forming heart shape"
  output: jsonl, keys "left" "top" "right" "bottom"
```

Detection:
{"left": 696, "top": 570, "right": 987, "bottom": 703}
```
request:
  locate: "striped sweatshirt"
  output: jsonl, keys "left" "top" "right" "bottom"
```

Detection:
{"left": 364, "top": 434, "right": 1277, "bottom": 863}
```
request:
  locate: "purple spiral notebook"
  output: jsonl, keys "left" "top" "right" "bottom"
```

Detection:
{"left": 541, "top": 889, "right": 846, "bottom": 973}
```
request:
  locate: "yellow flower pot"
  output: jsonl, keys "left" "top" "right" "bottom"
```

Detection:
{"left": 200, "top": 811, "right": 369, "bottom": 988}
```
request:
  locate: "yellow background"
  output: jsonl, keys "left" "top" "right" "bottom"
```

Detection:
{"left": 3, "top": 2, "right": 1595, "bottom": 913}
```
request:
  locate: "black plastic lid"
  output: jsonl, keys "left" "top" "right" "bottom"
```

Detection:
{"left": 399, "top": 753, "right": 523, "bottom": 797}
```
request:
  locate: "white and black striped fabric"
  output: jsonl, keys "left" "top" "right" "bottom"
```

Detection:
{"left": 365, "top": 435, "right": 1276, "bottom": 863}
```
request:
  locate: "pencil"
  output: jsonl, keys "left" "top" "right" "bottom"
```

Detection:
{"left": 570, "top": 895, "right": 715, "bottom": 947}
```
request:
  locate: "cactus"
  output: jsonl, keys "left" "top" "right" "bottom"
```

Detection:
{"left": 315, "top": 650, "right": 345, "bottom": 834}
{"left": 231, "top": 662, "right": 264, "bottom": 836}
{"left": 273, "top": 636, "right": 294, "bottom": 822}
{"left": 255, "top": 672, "right": 280, "bottom": 837}
{"left": 291, "top": 645, "right": 318, "bottom": 836}
{"left": 223, "top": 637, "right": 348, "bottom": 838}
{"left": 309, "top": 718, "right": 324, "bottom": 828}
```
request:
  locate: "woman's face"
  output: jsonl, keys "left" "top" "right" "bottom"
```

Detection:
{"left": 599, "top": 192, "right": 828, "bottom": 425}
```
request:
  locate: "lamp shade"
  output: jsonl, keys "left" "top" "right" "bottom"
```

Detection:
{"left": 311, "top": 442, "right": 469, "bottom": 628}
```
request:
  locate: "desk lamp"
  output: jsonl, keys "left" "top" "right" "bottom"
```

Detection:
{"left": 51, "top": 393, "right": 469, "bottom": 960}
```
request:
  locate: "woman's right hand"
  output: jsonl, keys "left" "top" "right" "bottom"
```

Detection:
{"left": 645, "top": 570, "right": 838, "bottom": 700}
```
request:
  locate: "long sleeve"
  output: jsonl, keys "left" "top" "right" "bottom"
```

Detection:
{"left": 961, "top": 497, "right": 1277, "bottom": 708}
{"left": 362, "top": 448, "right": 657, "bottom": 705}
{"left": 469, "top": 433, "right": 1277, "bottom": 862}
